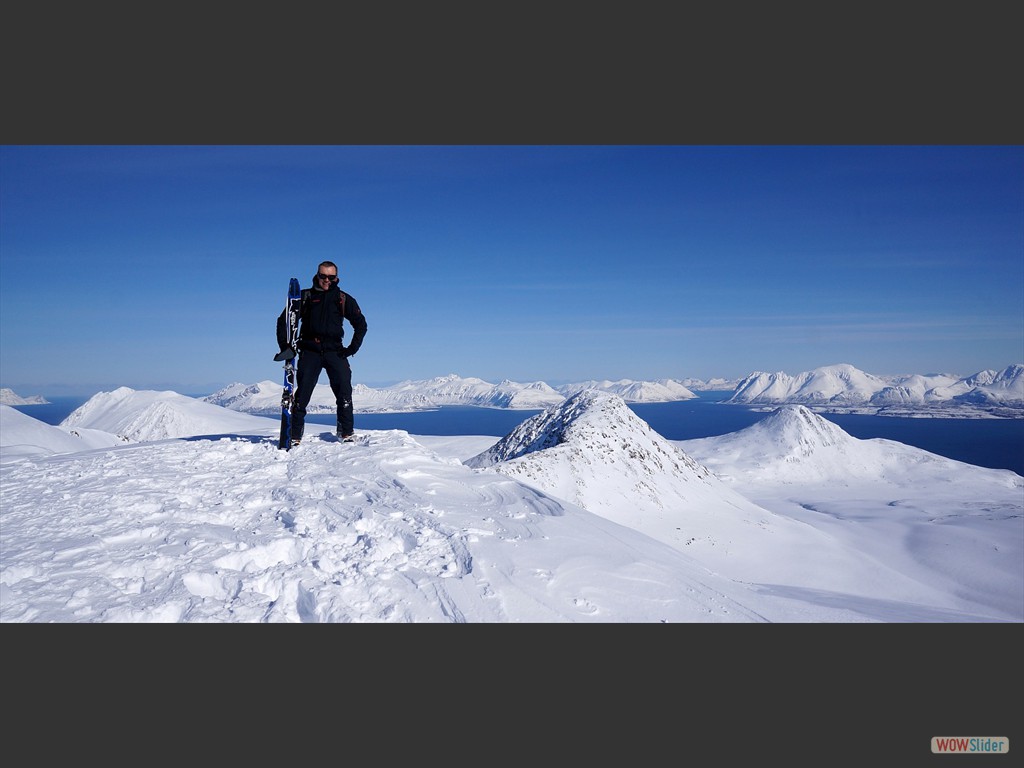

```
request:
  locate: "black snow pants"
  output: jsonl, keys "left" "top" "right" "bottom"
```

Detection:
{"left": 292, "top": 348, "right": 353, "bottom": 440}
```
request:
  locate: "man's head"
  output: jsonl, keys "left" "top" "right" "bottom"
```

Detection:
{"left": 315, "top": 261, "right": 339, "bottom": 288}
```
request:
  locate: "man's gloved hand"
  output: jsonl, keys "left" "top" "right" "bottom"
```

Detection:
{"left": 273, "top": 347, "right": 296, "bottom": 362}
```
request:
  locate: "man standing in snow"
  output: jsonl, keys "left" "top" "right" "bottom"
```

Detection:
{"left": 276, "top": 261, "right": 367, "bottom": 445}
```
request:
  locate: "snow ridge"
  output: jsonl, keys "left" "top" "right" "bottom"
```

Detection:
{"left": 0, "top": 405, "right": 126, "bottom": 460}
{"left": 62, "top": 387, "right": 278, "bottom": 441}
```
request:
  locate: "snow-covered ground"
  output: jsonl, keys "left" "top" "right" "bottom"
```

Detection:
{"left": 1, "top": 389, "right": 1020, "bottom": 623}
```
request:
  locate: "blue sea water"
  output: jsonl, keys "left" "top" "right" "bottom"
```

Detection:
{"left": 8, "top": 397, "right": 99, "bottom": 426}
{"left": 11, "top": 392, "right": 1024, "bottom": 476}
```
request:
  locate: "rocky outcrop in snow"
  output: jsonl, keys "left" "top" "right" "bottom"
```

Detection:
{"left": 466, "top": 388, "right": 709, "bottom": 477}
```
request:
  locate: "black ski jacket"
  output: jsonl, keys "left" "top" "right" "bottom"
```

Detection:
{"left": 277, "top": 280, "right": 367, "bottom": 355}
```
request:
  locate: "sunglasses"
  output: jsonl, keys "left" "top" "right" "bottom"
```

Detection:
{"left": 317, "top": 273, "right": 339, "bottom": 282}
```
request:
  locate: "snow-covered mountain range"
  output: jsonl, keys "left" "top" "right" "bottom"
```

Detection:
{"left": 200, "top": 364, "right": 1023, "bottom": 418}
{"left": 2, "top": 385, "right": 1019, "bottom": 622}
{"left": 204, "top": 374, "right": 701, "bottom": 414}
{"left": 6, "top": 362, "right": 1019, "bottom": 419}
{"left": 0, "top": 388, "right": 48, "bottom": 405}
{"left": 727, "top": 363, "right": 1024, "bottom": 417}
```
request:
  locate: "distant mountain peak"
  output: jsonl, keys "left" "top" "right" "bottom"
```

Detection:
{"left": 753, "top": 404, "right": 851, "bottom": 453}
{"left": 0, "top": 388, "right": 49, "bottom": 406}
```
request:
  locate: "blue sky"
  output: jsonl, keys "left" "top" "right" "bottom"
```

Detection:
{"left": 1, "top": 145, "right": 1021, "bottom": 396}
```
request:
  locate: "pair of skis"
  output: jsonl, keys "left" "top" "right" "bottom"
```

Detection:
{"left": 276, "top": 278, "right": 302, "bottom": 450}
